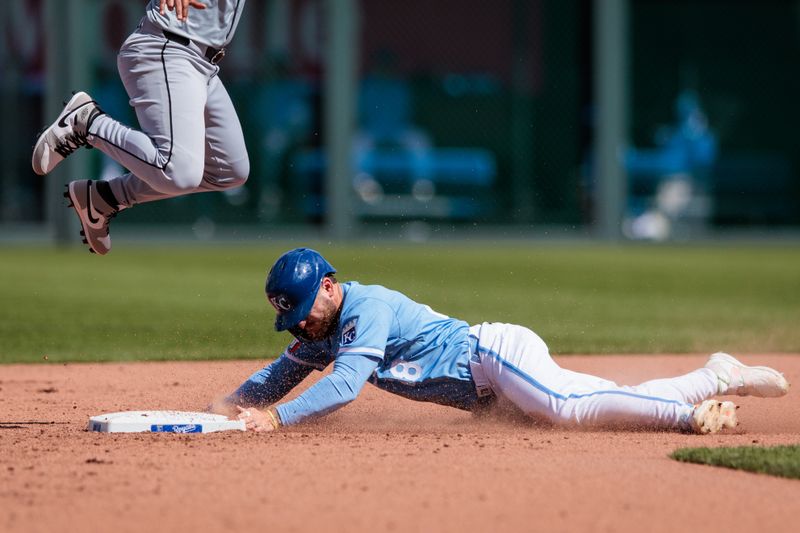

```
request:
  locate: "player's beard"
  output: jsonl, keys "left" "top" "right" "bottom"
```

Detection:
{"left": 290, "top": 301, "right": 341, "bottom": 342}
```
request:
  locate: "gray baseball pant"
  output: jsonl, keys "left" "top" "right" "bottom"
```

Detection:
{"left": 86, "top": 18, "right": 249, "bottom": 208}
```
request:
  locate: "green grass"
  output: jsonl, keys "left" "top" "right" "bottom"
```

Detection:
{"left": 1, "top": 243, "right": 799, "bottom": 363}
{"left": 671, "top": 445, "right": 800, "bottom": 480}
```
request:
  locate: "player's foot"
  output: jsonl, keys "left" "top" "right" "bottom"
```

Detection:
{"left": 32, "top": 92, "right": 103, "bottom": 175}
{"left": 705, "top": 352, "right": 789, "bottom": 398}
{"left": 64, "top": 180, "right": 120, "bottom": 255}
{"left": 690, "top": 399, "right": 738, "bottom": 434}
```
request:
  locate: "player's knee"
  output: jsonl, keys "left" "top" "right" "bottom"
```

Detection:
{"left": 229, "top": 155, "right": 250, "bottom": 186}
{"left": 165, "top": 152, "right": 205, "bottom": 191}
{"left": 204, "top": 156, "right": 249, "bottom": 190}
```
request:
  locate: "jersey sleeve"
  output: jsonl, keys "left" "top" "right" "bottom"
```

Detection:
{"left": 335, "top": 298, "right": 394, "bottom": 361}
{"left": 228, "top": 348, "right": 314, "bottom": 407}
{"left": 275, "top": 353, "right": 379, "bottom": 425}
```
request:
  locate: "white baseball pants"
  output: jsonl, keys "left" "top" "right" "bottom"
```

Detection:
{"left": 86, "top": 18, "right": 249, "bottom": 208}
{"left": 469, "top": 323, "right": 719, "bottom": 430}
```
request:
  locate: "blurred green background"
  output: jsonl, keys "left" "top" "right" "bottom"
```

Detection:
{"left": 1, "top": 0, "right": 799, "bottom": 239}
{"left": 1, "top": 244, "right": 798, "bottom": 363}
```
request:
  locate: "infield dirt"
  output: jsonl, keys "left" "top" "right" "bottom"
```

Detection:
{"left": 1, "top": 354, "right": 799, "bottom": 533}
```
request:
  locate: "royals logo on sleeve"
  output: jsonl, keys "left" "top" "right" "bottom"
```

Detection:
{"left": 340, "top": 317, "right": 358, "bottom": 346}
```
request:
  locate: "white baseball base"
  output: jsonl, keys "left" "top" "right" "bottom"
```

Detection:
{"left": 88, "top": 410, "right": 246, "bottom": 433}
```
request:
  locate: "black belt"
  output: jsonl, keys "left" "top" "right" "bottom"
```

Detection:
{"left": 163, "top": 30, "right": 226, "bottom": 64}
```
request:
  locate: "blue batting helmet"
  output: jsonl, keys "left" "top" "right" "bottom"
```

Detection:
{"left": 265, "top": 248, "right": 336, "bottom": 331}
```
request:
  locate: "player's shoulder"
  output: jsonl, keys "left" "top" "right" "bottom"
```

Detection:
{"left": 342, "top": 281, "right": 405, "bottom": 312}
{"left": 343, "top": 280, "right": 408, "bottom": 299}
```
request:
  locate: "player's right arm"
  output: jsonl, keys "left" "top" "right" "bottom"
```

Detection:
{"left": 159, "top": 0, "right": 206, "bottom": 22}
{"left": 272, "top": 299, "right": 394, "bottom": 426}
{"left": 236, "top": 296, "right": 395, "bottom": 430}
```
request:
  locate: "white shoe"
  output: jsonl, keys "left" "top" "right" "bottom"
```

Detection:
{"left": 691, "top": 399, "right": 738, "bottom": 434}
{"left": 64, "top": 180, "right": 119, "bottom": 255}
{"left": 705, "top": 352, "right": 789, "bottom": 398}
{"left": 32, "top": 92, "right": 103, "bottom": 175}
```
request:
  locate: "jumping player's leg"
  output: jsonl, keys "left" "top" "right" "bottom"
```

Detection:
{"left": 34, "top": 24, "right": 248, "bottom": 255}
{"left": 471, "top": 323, "right": 716, "bottom": 431}
{"left": 195, "top": 74, "right": 249, "bottom": 193}
{"left": 87, "top": 34, "right": 214, "bottom": 203}
{"left": 96, "top": 71, "right": 249, "bottom": 208}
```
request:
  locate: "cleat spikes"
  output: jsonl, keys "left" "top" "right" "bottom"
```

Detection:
{"left": 64, "top": 179, "right": 114, "bottom": 255}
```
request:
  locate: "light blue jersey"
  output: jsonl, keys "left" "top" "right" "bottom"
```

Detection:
{"left": 146, "top": 0, "right": 246, "bottom": 48}
{"left": 233, "top": 282, "right": 485, "bottom": 425}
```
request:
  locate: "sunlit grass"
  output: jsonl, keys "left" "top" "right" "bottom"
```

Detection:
{"left": 672, "top": 445, "right": 800, "bottom": 480}
{"left": 1, "top": 243, "right": 798, "bottom": 362}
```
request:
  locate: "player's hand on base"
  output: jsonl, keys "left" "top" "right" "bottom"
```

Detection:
{"left": 160, "top": 0, "right": 207, "bottom": 22}
{"left": 236, "top": 405, "right": 279, "bottom": 432}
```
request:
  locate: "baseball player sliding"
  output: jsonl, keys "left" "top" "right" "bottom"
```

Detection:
{"left": 32, "top": 0, "right": 248, "bottom": 254}
{"left": 213, "top": 248, "right": 790, "bottom": 434}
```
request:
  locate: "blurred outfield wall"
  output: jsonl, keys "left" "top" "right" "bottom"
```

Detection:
{"left": 0, "top": 0, "right": 797, "bottom": 242}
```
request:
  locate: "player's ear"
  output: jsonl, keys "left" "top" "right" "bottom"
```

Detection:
{"left": 321, "top": 276, "right": 334, "bottom": 294}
